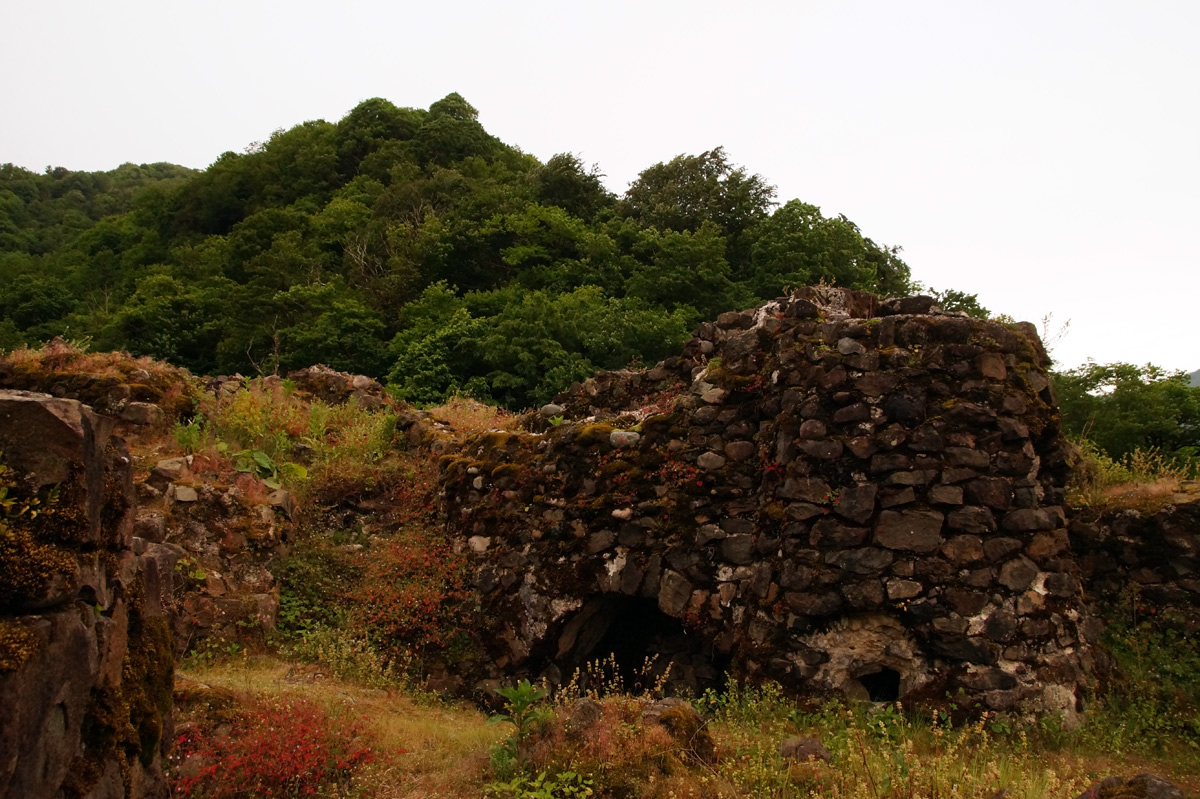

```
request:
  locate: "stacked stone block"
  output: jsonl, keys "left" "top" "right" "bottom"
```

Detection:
{"left": 443, "top": 288, "right": 1089, "bottom": 718}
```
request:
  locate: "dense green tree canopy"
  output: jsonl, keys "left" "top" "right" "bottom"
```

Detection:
{"left": 1, "top": 93, "right": 937, "bottom": 408}
{"left": 1054, "top": 363, "right": 1200, "bottom": 464}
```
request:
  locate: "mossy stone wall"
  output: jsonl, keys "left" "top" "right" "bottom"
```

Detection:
{"left": 443, "top": 288, "right": 1088, "bottom": 719}
{"left": 0, "top": 390, "right": 172, "bottom": 799}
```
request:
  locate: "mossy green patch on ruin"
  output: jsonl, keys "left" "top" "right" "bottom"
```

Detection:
{"left": 67, "top": 579, "right": 174, "bottom": 797}
{"left": 704, "top": 363, "right": 759, "bottom": 389}
{"left": 0, "top": 617, "right": 40, "bottom": 673}
{"left": 126, "top": 383, "right": 164, "bottom": 403}
{"left": 100, "top": 445, "right": 131, "bottom": 532}
{"left": 438, "top": 455, "right": 487, "bottom": 477}
{"left": 491, "top": 463, "right": 526, "bottom": 480}
{"left": 474, "top": 431, "right": 520, "bottom": 453}
{"left": 0, "top": 521, "right": 76, "bottom": 609}
{"left": 640, "top": 413, "right": 678, "bottom": 432}
{"left": 600, "top": 459, "right": 636, "bottom": 476}
{"left": 573, "top": 423, "right": 615, "bottom": 446}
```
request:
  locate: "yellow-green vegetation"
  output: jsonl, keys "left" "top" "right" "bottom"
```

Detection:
{"left": 68, "top": 584, "right": 175, "bottom": 796}
{"left": 574, "top": 424, "right": 615, "bottom": 447}
{"left": 1080, "top": 601, "right": 1200, "bottom": 764}
{"left": 287, "top": 625, "right": 415, "bottom": 691}
{"left": 173, "top": 378, "right": 406, "bottom": 504}
{"left": 1066, "top": 439, "right": 1194, "bottom": 512}
{"left": 0, "top": 524, "right": 75, "bottom": 608}
{"left": 0, "top": 617, "right": 39, "bottom": 673}
{"left": 173, "top": 657, "right": 505, "bottom": 799}
{"left": 697, "top": 685, "right": 1091, "bottom": 799}
{"left": 0, "top": 455, "right": 54, "bottom": 520}
{"left": 171, "top": 651, "right": 1200, "bottom": 799}
{"left": 0, "top": 454, "right": 73, "bottom": 611}
{"left": 703, "top": 358, "right": 761, "bottom": 390}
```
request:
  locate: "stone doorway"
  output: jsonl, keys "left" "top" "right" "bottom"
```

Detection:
{"left": 857, "top": 667, "right": 902, "bottom": 702}
{"left": 552, "top": 595, "right": 728, "bottom": 696}
{"left": 798, "top": 614, "right": 931, "bottom": 702}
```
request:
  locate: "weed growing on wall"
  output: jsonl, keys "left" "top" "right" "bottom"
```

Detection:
{"left": 176, "top": 378, "right": 408, "bottom": 503}
{"left": 1067, "top": 438, "right": 1194, "bottom": 510}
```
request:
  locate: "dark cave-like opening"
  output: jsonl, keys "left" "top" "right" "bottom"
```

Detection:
{"left": 858, "top": 667, "right": 901, "bottom": 702}
{"left": 554, "top": 595, "right": 728, "bottom": 696}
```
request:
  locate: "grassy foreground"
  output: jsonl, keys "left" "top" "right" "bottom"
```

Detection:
{"left": 169, "top": 654, "right": 1200, "bottom": 799}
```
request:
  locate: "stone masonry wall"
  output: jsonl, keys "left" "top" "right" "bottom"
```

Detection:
{"left": 442, "top": 288, "right": 1089, "bottom": 719}
{"left": 1072, "top": 492, "right": 1200, "bottom": 615}
{"left": 0, "top": 390, "right": 174, "bottom": 799}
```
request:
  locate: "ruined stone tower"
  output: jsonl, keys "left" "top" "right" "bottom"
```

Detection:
{"left": 442, "top": 288, "right": 1087, "bottom": 719}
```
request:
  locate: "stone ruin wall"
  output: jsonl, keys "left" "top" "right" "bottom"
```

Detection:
{"left": 1072, "top": 497, "right": 1200, "bottom": 618}
{"left": 0, "top": 360, "right": 396, "bottom": 666}
{"left": 442, "top": 288, "right": 1090, "bottom": 719}
{"left": 0, "top": 391, "right": 174, "bottom": 799}
{"left": 0, "top": 365, "right": 392, "bottom": 799}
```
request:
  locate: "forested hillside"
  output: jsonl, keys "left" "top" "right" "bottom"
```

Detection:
{"left": 0, "top": 94, "right": 917, "bottom": 408}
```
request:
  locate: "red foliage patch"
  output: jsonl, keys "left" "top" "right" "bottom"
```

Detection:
{"left": 170, "top": 696, "right": 375, "bottom": 798}
{"left": 353, "top": 531, "right": 472, "bottom": 654}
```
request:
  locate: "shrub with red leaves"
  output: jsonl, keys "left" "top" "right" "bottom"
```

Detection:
{"left": 353, "top": 530, "right": 472, "bottom": 654}
{"left": 171, "top": 696, "right": 375, "bottom": 798}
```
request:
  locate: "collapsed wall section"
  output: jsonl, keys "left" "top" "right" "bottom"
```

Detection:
{"left": 442, "top": 289, "right": 1089, "bottom": 718}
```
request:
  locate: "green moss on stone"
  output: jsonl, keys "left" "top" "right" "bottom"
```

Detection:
{"left": 640, "top": 413, "right": 677, "bottom": 432}
{"left": 705, "top": 364, "right": 758, "bottom": 389}
{"left": 0, "top": 521, "right": 75, "bottom": 608}
{"left": 69, "top": 577, "right": 174, "bottom": 796}
{"left": 491, "top": 463, "right": 525, "bottom": 480}
{"left": 574, "top": 424, "right": 614, "bottom": 446}
{"left": 475, "top": 431, "right": 518, "bottom": 453}
{"left": 0, "top": 618, "right": 39, "bottom": 673}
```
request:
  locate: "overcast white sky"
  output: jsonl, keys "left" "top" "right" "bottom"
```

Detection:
{"left": 5, "top": 1, "right": 1197, "bottom": 373}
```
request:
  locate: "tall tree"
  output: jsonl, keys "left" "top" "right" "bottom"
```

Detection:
{"left": 620, "top": 147, "right": 776, "bottom": 269}
{"left": 1055, "top": 362, "right": 1200, "bottom": 463}
{"left": 532, "top": 153, "right": 612, "bottom": 221}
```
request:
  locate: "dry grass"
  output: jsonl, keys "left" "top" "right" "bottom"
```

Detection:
{"left": 425, "top": 395, "right": 520, "bottom": 440}
{"left": 707, "top": 706, "right": 1088, "bottom": 799}
{"left": 1, "top": 337, "right": 189, "bottom": 384}
{"left": 1067, "top": 440, "right": 1195, "bottom": 513}
{"left": 174, "top": 657, "right": 1200, "bottom": 799}
{"left": 177, "top": 657, "right": 505, "bottom": 798}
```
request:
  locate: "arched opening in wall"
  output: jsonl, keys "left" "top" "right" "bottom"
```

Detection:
{"left": 552, "top": 595, "right": 728, "bottom": 696}
{"left": 857, "top": 667, "right": 901, "bottom": 702}
{"left": 797, "top": 614, "right": 932, "bottom": 703}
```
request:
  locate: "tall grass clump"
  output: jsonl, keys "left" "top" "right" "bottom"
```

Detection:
{"left": 289, "top": 625, "right": 411, "bottom": 690}
{"left": 702, "top": 684, "right": 1089, "bottom": 799}
{"left": 1067, "top": 438, "right": 1194, "bottom": 510}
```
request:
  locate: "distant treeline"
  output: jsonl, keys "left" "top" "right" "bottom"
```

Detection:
{"left": 1, "top": 94, "right": 932, "bottom": 408}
